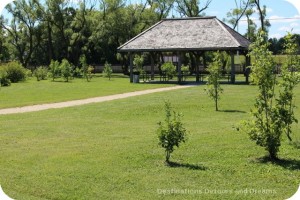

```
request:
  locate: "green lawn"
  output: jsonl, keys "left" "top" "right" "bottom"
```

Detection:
{"left": 0, "top": 83, "right": 299, "bottom": 199}
{"left": 0, "top": 74, "right": 175, "bottom": 109}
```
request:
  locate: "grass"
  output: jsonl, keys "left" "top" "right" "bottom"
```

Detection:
{"left": 0, "top": 74, "right": 175, "bottom": 109}
{"left": 0, "top": 82, "right": 299, "bottom": 199}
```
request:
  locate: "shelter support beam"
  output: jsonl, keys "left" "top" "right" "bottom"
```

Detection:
{"left": 129, "top": 53, "right": 133, "bottom": 83}
{"left": 230, "top": 51, "right": 235, "bottom": 83}
{"left": 177, "top": 52, "right": 182, "bottom": 83}
{"left": 245, "top": 54, "right": 251, "bottom": 84}
{"left": 150, "top": 53, "right": 155, "bottom": 80}
{"left": 195, "top": 53, "right": 200, "bottom": 82}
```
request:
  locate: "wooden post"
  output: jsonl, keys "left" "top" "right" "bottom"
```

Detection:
{"left": 230, "top": 51, "right": 235, "bottom": 83}
{"left": 150, "top": 53, "right": 155, "bottom": 80}
{"left": 129, "top": 52, "right": 133, "bottom": 83}
{"left": 245, "top": 53, "right": 251, "bottom": 84}
{"left": 178, "top": 51, "right": 182, "bottom": 83}
{"left": 195, "top": 53, "right": 200, "bottom": 82}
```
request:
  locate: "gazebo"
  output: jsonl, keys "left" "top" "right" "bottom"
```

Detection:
{"left": 118, "top": 16, "right": 251, "bottom": 83}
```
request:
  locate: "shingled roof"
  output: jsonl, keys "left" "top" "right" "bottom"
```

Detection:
{"left": 118, "top": 16, "right": 251, "bottom": 52}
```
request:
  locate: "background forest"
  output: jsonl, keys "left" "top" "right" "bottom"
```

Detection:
{"left": 0, "top": 0, "right": 299, "bottom": 69}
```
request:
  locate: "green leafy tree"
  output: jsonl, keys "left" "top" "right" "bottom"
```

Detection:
{"left": 176, "top": 0, "right": 212, "bottom": 17}
{"left": 103, "top": 62, "right": 113, "bottom": 80}
{"left": 49, "top": 60, "right": 61, "bottom": 81}
{"left": 0, "top": 68, "right": 11, "bottom": 86}
{"left": 60, "top": 59, "right": 72, "bottom": 82}
{"left": 161, "top": 62, "right": 176, "bottom": 80}
{"left": 242, "top": 32, "right": 283, "bottom": 160}
{"left": 133, "top": 55, "right": 144, "bottom": 74}
{"left": 80, "top": 55, "right": 94, "bottom": 81}
{"left": 205, "top": 52, "right": 223, "bottom": 111}
{"left": 277, "top": 33, "right": 300, "bottom": 141}
{"left": 157, "top": 101, "right": 187, "bottom": 163}
{"left": 1, "top": 0, "right": 42, "bottom": 68}
{"left": 34, "top": 66, "right": 48, "bottom": 81}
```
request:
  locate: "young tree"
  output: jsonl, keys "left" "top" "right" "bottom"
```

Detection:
{"left": 80, "top": 55, "right": 94, "bottom": 82}
{"left": 205, "top": 52, "right": 223, "bottom": 111}
{"left": 49, "top": 60, "right": 61, "bottom": 81}
{"left": 242, "top": 32, "right": 282, "bottom": 160}
{"left": 60, "top": 59, "right": 72, "bottom": 82}
{"left": 157, "top": 101, "right": 187, "bottom": 163}
{"left": 277, "top": 33, "right": 300, "bottom": 141}
{"left": 103, "top": 62, "right": 113, "bottom": 80}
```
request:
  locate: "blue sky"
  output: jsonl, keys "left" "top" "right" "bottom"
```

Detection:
{"left": 206, "top": 0, "right": 300, "bottom": 38}
{"left": 1, "top": 0, "right": 300, "bottom": 38}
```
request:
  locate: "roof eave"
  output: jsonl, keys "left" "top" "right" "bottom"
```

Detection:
{"left": 118, "top": 46, "right": 249, "bottom": 53}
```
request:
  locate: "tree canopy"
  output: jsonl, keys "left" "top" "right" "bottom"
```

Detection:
{"left": 0, "top": 0, "right": 298, "bottom": 68}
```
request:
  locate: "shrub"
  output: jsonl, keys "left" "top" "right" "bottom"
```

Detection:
{"left": 103, "top": 62, "right": 113, "bottom": 80}
{"left": 48, "top": 60, "right": 61, "bottom": 81}
{"left": 60, "top": 59, "right": 72, "bottom": 82}
{"left": 181, "top": 65, "right": 189, "bottom": 81}
{"left": 157, "top": 101, "right": 187, "bottom": 163}
{"left": 0, "top": 68, "right": 11, "bottom": 86}
{"left": 133, "top": 55, "right": 144, "bottom": 74}
{"left": 34, "top": 66, "right": 48, "bottom": 81}
{"left": 5, "top": 61, "right": 27, "bottom": 83}
{"left": 161, "top": 62, "right": 176, "bottom": 80}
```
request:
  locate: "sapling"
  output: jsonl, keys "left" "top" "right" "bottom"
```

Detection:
{"left": 205, "top": 52, "right": 223, "bottom": 111}
{"left": 157, "top": 101, "right": 187, "bottom": 163}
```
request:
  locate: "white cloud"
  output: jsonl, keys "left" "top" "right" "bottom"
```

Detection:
{"left": 269, "top": 33, "right": 284, "bottom": 39}
{"left": 266, "top": 8, "right": 273, "bottom": 14}
{"left": 269, "top": 15, "right": 300, "bottom": 24}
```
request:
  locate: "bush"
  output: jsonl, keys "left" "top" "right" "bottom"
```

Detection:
{"left": 161, "top": 62, "right": 176, "bottom": 80}
{"left": 5, "top": 61, "right": 27, "bottom": 83}
{"left": 0, "top": 68, "right": 11, "bottom": 86}
{"left": 133, "top": 55, "right": 144, "bottom": 74}
{"left": 103, "top": 62, "right": 113, "bottom": 80}
{"left": 34, "top": 66, "right": 48, "bottom": 81}
{"left": 60, "top": 59, "right": 72, "bottom": 82}
{"left": 157, "top": 101, "right": 187, "bottom": 163}
{"left": 181, "top": 65, "right": 189, "bottom": 81}
{"left": 48, "top": 60, "right": 61, "bottom": 81}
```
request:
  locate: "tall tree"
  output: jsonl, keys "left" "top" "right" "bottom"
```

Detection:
{"left": 225, "top": 0, "right": 250, "bottom": 31}
{"left": 250, "top": 0, "right": 270, "bottom": 34}
{"left": 147, "top": 0, "right": 175, "bottom": 20}
{"left": 176, "top": 0, "right": 212, "bottom": 17}
{"left": 1, "top": 0, "right": 42, "bottom": 67}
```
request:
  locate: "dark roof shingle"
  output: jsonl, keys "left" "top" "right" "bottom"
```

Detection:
{"left": 118, "top": 16, "right": 251, "bottom": 52}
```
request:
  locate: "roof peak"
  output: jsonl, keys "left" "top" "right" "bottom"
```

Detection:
{"left": 162, "top": 16, "right": 216, "bottom": 21}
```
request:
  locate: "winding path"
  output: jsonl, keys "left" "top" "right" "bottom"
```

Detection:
{"left": 0, "top": 85, "right": 194, "bottom": 115}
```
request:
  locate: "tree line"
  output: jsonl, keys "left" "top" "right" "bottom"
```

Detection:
{"left": 0, "top": 0, "right": 299, "bottom": 69}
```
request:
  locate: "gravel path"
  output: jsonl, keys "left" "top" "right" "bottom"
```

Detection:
{"left": 0, "top": 85, "right": 194, "bottom": 115}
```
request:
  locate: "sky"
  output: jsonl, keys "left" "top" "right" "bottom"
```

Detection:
{"left": 1, "top": 0, "right": 300, "bottom": 39}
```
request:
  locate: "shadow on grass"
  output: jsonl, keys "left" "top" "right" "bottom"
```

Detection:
{"left": 166, "top": 161, "right": 207, "bottom": 170}
{"left": 256, "top": 156, "right": 300, "bottom": 170}
{"left": 218, "top": 109, "right": 246, "bottom": 113}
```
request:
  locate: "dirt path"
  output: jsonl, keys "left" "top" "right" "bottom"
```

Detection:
{"left": 0, "top": 85, "right": 194, "bottom": 115}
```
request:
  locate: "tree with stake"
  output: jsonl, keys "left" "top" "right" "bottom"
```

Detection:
{"left": 205, "top": 52, "right": 223, "bottom": 111}
{"left": 157, "top": 101, "right": 187, "bottom": 163}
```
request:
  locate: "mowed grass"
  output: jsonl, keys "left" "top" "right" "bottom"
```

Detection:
{"left": 0, "top": 74, "right": 175, "bottom": 109}
{"left": 0, "top": 84, "right": 299, "bottom": 199}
